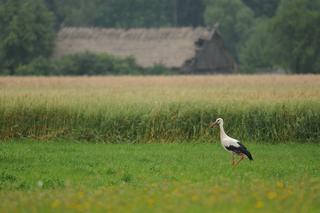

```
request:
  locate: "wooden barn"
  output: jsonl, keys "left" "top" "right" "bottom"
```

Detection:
{"left": 53, "top": 27, "right": 237, "bottom": 73}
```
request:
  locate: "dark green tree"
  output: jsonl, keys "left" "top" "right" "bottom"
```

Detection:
{"left": 241, "top": 0, "right": 280, "bottom": 17}
{"left": 0, "top": 0, "right": 55, "bottom": 74}
{"left": 204, "top": 0, "right": 255, "bottom": 61}
{"left": 271, "top": 0, "right": 320, "bottom": 73}
{"left": 92, "top": 0, "right": 172, "bottom": 28}
{"left": 42, "top": 0, "right": 205, "bottom": 28}
{"left": 173, "top": 0, "right": 205, "bottom": 26}
{"left": 239, "top": 18, "right": 275, "bottom": 72}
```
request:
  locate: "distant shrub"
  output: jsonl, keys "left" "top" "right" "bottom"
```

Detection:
{"left": 0, "top": 68, "right": 11, "bottom": 76}
{"left": 143, "top": 64, "right": 173, "bottom": 75}
{"left": 16, "top": 52, "right": 173, "bottom": 75}
{"left": 16, "top": 57, "right": 56, "bottom": 76}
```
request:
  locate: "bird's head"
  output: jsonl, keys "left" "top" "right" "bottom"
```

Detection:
{"left": 209, "top": 118, "right": 223, "bottom": 128}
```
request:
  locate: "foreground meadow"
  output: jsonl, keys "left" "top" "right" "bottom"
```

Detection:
{"left": 0, "top": 141, "right": 319, "bottom": 212}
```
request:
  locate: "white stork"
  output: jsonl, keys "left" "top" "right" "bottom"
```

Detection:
{"left": 209, "top": 118, "right": 253, "bottom": 166}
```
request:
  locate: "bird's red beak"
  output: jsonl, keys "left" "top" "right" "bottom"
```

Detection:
{"left": 209, "top": 121, "right": 218, "bottom": 128}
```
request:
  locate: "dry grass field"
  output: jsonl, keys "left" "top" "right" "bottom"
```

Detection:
{"left": 1, "top": 75, "right": 319, "bottom": 105}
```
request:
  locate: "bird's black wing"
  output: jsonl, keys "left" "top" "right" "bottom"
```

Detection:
{"left": 225, "top": 142, "right": 253, "bottom": 160}
{"left": 225, "top": 145, "right": 242, "bottom": 154}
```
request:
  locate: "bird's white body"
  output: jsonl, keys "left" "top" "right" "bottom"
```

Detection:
{"left": 217, "top": 119, "right": 240, "bottom": 152}
{"left": 210, "top": 117, "right": 253, "bottom": 165}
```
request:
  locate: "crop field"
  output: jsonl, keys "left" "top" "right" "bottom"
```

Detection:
{"left": 0, "top": 75, "right": 319, "bottom": 142}
{"left": 0, "top": 75, "right": 320, "bottom": 212}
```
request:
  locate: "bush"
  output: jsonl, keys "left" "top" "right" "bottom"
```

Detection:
{"left": 143, "top": 64, "right": 172, "bottom": 75}
{"left": 16, "top": 57, "right": 56, "bottom": 75}
{"left": 16, "top": 52, "right": 172, "bottom": 75}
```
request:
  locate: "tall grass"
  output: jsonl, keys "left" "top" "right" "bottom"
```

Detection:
{"left": 0, "top": 75, "right": 319, "bottom": 142}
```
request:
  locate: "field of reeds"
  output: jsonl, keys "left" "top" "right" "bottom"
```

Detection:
{"left": 0, "top": 75, "right": 319, "bottom": 142}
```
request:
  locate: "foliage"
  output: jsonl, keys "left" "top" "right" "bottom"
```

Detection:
{"left": 53, "top": 53, "right": 140, "bottom": 75}
{"left": 91, "top": 0, "right": 172, "bottom": 28}
{"left": 143, "top": 64, "right": 172, "bottom": 75}
{"left": 174, "top": 0, "right": 205, "bottom": 27}
{"left": 239, "top": 18, "right": 275, "bottom": 72}
{"left": 43, "top": 0, "right": 205, "bottom": 28}
{"left": 1, "top": 102, "right": 318, "bottom": 142}
{"left": 16, "top": 52, "right": 171, "bottom": 75}
{"left": 0, "top": 141, "right": 319, "bottom": 212}
{"left": 0, "top": 0, "right": 55, "bottom": 74}
{"left": 242, "top": 0, "right": 280, "bottom": 17}
{"left": 204, "top": 0, "right": 255, "bottom": 61}
{"left": 271, "top": 0, "right": 320, "bottom": 73}
{"left": 15, "top": 57, "right": 56, "bottom": 75}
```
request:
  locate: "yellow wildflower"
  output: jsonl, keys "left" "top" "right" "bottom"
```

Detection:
{"left": 78, "top": 191, "right": 85, "bottom": 199}
{"left": 267, "top": 191, "right": 277, "bottom": 200}
{"left": 255, "top": 200, "right": 264, "bottom": 208}
{"left": 191, "top": 195, "right": 199, "bottom": 201}
{"left": 147, "top": 198, "right": 155, "bottom": 207}
{"left": 276, "top": 181, "right": 284, "bottom": 188}
{"left": 51, "top": 200, "right": 61, "bottom": 208}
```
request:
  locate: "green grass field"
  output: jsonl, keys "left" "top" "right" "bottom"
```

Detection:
{"left": 0, "top": 75, "right": 319, "bottom": 212}
{"left": 1, "top": 141, "right": 319, "bottom": 212}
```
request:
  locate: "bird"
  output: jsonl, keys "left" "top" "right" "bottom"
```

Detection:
{"left": 209, "top": 118, "right": 253, "bottom": 166}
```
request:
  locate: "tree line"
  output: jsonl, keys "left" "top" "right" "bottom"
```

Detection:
{"left": 0, "top": 0, "right": 319, "bottom": 74}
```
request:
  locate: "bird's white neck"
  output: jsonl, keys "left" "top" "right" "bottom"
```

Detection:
{"left": 219, "top": 123, "right": 228, "bottom": 140}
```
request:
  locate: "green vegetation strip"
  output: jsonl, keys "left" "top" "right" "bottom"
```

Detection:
{"left": 0, "top": 102, "right": 319, "bottom": 142}
{"left": 0, "top": 141, "right": 319, "bottom": 212}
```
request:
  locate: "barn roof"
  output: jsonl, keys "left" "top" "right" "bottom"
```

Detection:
{"left": 53, "top": 27, "right": 213, "bottom": 68}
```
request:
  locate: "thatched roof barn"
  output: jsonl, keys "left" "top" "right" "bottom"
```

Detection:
{"left": 53, "top": 27, "right": 237, "bottom": 73}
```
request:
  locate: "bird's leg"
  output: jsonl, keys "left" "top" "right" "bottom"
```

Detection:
{"left": 234, "top": 154, "right": 245, "bottom": 166}
{"left": 231, "top": 153, "right": 235, "bottom": 165}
